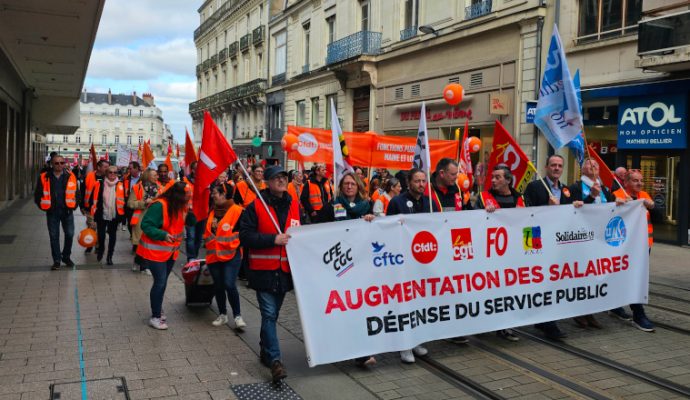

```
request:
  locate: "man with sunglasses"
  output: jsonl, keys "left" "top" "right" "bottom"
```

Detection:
{"left": 34, "top": 155, "right": 80, "bottom": 270}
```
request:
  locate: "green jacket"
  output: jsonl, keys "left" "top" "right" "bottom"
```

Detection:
{"left": 139, "top": 202, "right": 168, "bottom": 241}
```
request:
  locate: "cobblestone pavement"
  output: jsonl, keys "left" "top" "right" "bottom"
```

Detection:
{"left": 1, "top": 200, "right": 690, "bottom": 399}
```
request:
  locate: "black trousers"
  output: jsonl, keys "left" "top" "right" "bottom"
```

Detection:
{"left": 96, "top": 218, "right": 118, "bottom": 258}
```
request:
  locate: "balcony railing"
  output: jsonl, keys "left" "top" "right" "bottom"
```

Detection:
{"left": 326, "top": 31, "right": 382, "bottom": 65}
{"left": 253, "top": 26, "right": 265, "bottom": 46}
{"left": 196, "top": 64, "right": 202, "bottom": 75}
{"left": 210, "top": 54, "right": 218, "bottom": 66}
{"left": 202, "top": 59, "right": 210, "bottom": 70}
{"left": 193, "top": 0, "right": 242, "bottom": 40}
{"left": 272, "top": 73, "right": 285, "bottom": 86}
{"left": 189, "top": 79, "right": 267, "bottom": 114}
{"left": 465, "top": 0, "right": 492, "bottom": 20}
{"left": 638, "top": 10, "right": 690, "bottom": 55}
{"left": 400, "top": 26, "right": 418, "bottom": 41}
{"left": 218, "top": 48, "right": 228, "bottom": 63}
{"left": 228, "top": 41, "right": 238, "bottom": 58}
{"left": 240, "top": 34, "right": 251, "bottom": 52}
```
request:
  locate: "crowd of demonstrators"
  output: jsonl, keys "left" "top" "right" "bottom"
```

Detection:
{"left": 90, "top": 166, "right": 126, "bottom": 265}
{"left": 128, "top": 168, "right": 161, "bottom": 274}
{"left": 300, "top": 163, "right": 333, "bottom": 224}
{"left": 372, "top": 177, "right": 401, "bottom": 216}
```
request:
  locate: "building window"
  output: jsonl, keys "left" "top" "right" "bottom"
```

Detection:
{"left": 115, "top": 108, "right": 119, "bottom": 116}
{"left": 151, "top": 122, "right": 154, "bottom": 131}
{"left": 269, "top": 104, "right": 283, "bottom": 139}
{"left": 75, "top": 135, "right": 81, "bottom": 144}
{"left": 88, "top": 134, "right": 92, "bottom": 143}
{"left": 127, "top": 109, "right": 132, "bottom": 116}
{"left": 311, "top": 97, "right": 320, "bottom": 127}
{"left": 303, "top": 23, "right": 310, "bottom": 70}
{"left": 578, "top": 0, "right": 642, "bottom": 43}
{"left": 115, "top": 135, "right": 120, "bottom": 145}
{"left": 139, "top": 110, "right": 143, "bottom": 117}
{"left": 101, "top": 134, "right": 107, "bottom": 145}
{"left": 63, "top": 135, "right": 68, "bottom": 143}
{"left": 274, "top": 30, "right": 286, "bottom": 75}
{"left": 325, "top": 94, "right": 337, "bottom": 129}
{"left": 296, "top": 100, "right": 306, "bottom": 126}
{"left": 138, "top": 136, "right": 144, "bottom": 144}
{"left": 404, "top": 0, "right": 419, "bottom": 29}
{"left": 127, "top": 135, "right": 132, "bottom": 145}
{"left": 361, "top": 1, "right": 370, "bottom": 31}
{"left": 327, "top": 16, "right": 336, "bottom": 44}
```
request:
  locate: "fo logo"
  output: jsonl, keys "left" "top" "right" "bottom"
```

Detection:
{"left": 522, "top": 226, "right": 543, "bottom": 253}
{"left": 411, "top": 231, "right": 438, "bottom": 264}
{"left": 605, "top": 216, "right": 626, "bottom": 247}
{"left": 450, "top": 228, "right": 474, "bottom": 261}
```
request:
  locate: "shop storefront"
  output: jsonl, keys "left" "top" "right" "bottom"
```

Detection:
{"left": 582, "top": 79, "right": 690, "bottom": 245}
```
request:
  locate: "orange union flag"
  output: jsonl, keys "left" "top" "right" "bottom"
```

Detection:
{"left": 484, "top": 120, "right": 536, "bottom": 193}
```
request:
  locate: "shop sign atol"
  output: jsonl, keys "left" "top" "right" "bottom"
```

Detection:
{"left": 618, "top": 93, "right": 687, "bottom": 149}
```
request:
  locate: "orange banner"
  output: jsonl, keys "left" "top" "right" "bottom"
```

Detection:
{"left": 286, "top": 126, "right": 458, "bottom": 170}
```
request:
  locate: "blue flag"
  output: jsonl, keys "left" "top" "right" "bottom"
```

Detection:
{"left": 535, "top": 25, "right": 583, "bottom": 149}
{"left": 567, "top": 70, "right": 585, "bottom": 167}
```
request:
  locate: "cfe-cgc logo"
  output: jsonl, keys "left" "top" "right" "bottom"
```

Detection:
{"left": 323, "top": 241, "right": 354, "bottom": 277}
{"left": 450, "top": 228, "right": 474, "bottom": 261}
{"left": 522, "top": 226, "right": 543, "bottom": 254}
{"left": 605, "top": 216, "right": 626, "bottom": 247}
{"left": 371, "top": 242, "right": 405, "bottom": 267}
{"left": 411, "top": 231, "right": 438, "bottom": 264}
{"left": 555, "top": 228, "right": 594, "bottom": 245}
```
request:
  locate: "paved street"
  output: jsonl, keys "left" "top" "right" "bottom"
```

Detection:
{"left": 1, "top": 200, "right": 690, "bottom": 400}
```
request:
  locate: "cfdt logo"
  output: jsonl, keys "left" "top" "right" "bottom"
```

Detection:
{"left": 322, "top": 241, "right": 354, "bottom": 277}
{"left": 371, "top": 242, "right": 404, "bottom": 267}
{"left": 411, "top": 231, "right": 438, "bottom": 264}
{"left": 522, "top": 226, "right": 543, "bottom": 254}
{"left": 450, "top": 228, "right": 474, "bottom": 261}
{"left": 605, "top": 217, "right": 627, "bottom": 247}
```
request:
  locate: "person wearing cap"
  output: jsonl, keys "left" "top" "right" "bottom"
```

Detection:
{"left": 238, "top": 165, "right": 300, "bottom": 383}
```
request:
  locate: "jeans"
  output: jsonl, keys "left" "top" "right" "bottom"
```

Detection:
{"left": 207, "top": 253, "right": 241, "bottom": 317}
{"left": 96, "top": 218, "right": 118, "bottom": 258}
{"left": 46, "top": 209, "right": 74, "bottom": 263}
{"left": 147, "top": 257, "right": 175, "bottom": 318}
{"left": 256, "top": 291, "right": 286, "bottom": 364}
{"left": 185, "top": 220, "right": 206, "bottom": 260}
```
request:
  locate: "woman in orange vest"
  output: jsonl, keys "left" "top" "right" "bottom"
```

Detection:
{"left": 137, "top": 182, "right": 189, "bottom": 330}
{"left": 128, "top": 169, "right": 161, "bottom": 272}
{"left": 234, "top": 163, "right": 266, "bottom": 207}
{"left": 205, "top": 183, "right": 246, "bottom": 329}
{"left": 287, "top": 169, "right": 306, "bottom": 222}
{"left": 372, "top": 177, "right": 401, "bottom": 216}
{"left": 91, "top": 166, "right": 125, "bottom": 265}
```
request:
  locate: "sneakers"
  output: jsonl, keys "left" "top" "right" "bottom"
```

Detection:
{"left": 270, "top": 360, "right": 287, "bottom": 383}
{"left": 142, "top": 269, "right": 152, "bottom": 276}
{"left": 51, "top": 262, "right": 61, "bottom": 271}
{"left": 149, "top": 317, "right": 168, "bottom": 330}
{"left": 400, "top": 350, "right": 416, "bottom": 364}
{"left": 448, "top": 336, "right": 469, "bottom": 344}
{"left": 609, "top": 307, "right": 632, "bottom": 321}
{"left": 131, "top": 262, "right": 139, "bottom": 272}
{"left": 412, "top": 345, "right": 428, "bottom": 356}
{"left": 497, "top": 329, "right": 519, "bottom": 342}
{"left": 61, "top": 258, "right": 75, "bottom": 267}
{"left": 633, "top": 315, "right": 655, "bottom": 332}
{"left": 535, "top": 323, "right": 567, "bottom": 340}
{"left": 212, "top": 314, "right": 229, "bottom": 326}
{"left": 234, "top": 316, "right": 247, "bottom": 330}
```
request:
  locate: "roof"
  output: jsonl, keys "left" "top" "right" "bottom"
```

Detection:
{"left": 81, "top": 92, "right": 152, "bottom": 107}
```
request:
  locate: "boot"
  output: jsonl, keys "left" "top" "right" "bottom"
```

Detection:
{"left": 106, "top": 255, "right": 113, "bottom": 265}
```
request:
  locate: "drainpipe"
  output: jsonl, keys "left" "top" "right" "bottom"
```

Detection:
{"left": 533, "top": 16, "right": 545, "bottom": 164}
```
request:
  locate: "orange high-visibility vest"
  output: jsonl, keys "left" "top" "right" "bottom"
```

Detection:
{"left": 480, "top": 191, "right": 525, "bottom": 209}
{"left": 84, "top": 171, "right": 97, "bottom": 208}
{"left": 39, "top": 172, "right": 78, "bottom": 211}
{"left": 287, "top": 182, "right": 304, "bottom": 213}
{"left": 159, "top": 179, "right": 175, "bottom": 194}
{"left": 307, "top": 180, "right": 332, "bottom": 211}
{"left": 378, "top": 194, "right": 391, "bottom": 214}
{"left": 136, "top": 199, "right": 185, "bottom": 262}
{"left": 204, "top": 205, "right": 243, "bottom": 264}
{"left": 236, "top": 180, "right": 266, "bottom": 208}
{"left": 183, "top": 177, "right": 194, "bottom": 211}
{"left": 90, "top": 181, "right": 125, "bottom": 217}
{"left": 130, "top": 183, "right": 145, "bottom": 226}
{"left": 248, "top": 197, "right": 300, "bottom": 273}
{"left": 613, "top": 188, "right": 653, "bottom": 248}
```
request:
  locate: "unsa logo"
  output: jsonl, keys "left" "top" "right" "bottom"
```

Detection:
{"left": 605, "top": 216, "right": 626, "bottom": 247}
{"left": 620, "top": 102, "right": 682, "bottom": 128}
{"left": 411, "top": 231, "right": 438, "bottom": 264}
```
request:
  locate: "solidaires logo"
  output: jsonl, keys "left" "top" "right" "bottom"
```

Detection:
{"left": 605, "top": 216, "right": 626, "bottom": 247}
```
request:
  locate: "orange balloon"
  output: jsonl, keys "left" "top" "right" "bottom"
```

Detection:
{"left": 467, "top": 137, "right": 482, "bottom": 153}
{"left": 281, "top": 133, "right": 299, "bottom": 152}
{"left": 78, "top": 228, "right": 98, "bottom": 248}
{"left": 457, "top": 173, "right": 470, "bottom": 191}
{"left": 443, "top": 83, "right": 464, "bottom": 106}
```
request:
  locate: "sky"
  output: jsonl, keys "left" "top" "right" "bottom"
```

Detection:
{"left": 84, "top": 0, "right": 199, "bottom": 144}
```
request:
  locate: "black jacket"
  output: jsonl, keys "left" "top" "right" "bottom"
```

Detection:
{"left": 523, "top": 178, "right": 567, "bottom": 207}
{"left": 386, "top": 191, "right": 439, "bottom": 215}
{"left": 562, "top": 180, "right": 615, "bottom": 204}
{"left": 430, "top": 172, "right": 473, "bottom": 211}
{"left": 238, "top": 189, "right": 294, "bottom": 293}
{"left": 475, "top": 188, "right": 524, "bottom": 209}
{"left": 34, "top": 171, "right": 80, "bottom": 213}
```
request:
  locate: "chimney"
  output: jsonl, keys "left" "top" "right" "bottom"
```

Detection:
{"left": 142, "top": 93, "right": 154, "bottom": 106}
{"left": 107, "top": 89, "right": 112, "bottom": 105}
{"left": 132, "top": 91, "right": 137, "bottom": 106}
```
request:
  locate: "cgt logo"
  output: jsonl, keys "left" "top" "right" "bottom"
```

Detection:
{"left": 451, "top": 228, "right": 474, "bottom": 261}
{"left": 411, "top": 231, "right": 438, "bottom": 264}
{"left": 371, "top": 242, "right": 404, "bottom": 267}
{"left": 323, "top": 241, "right": 354, "bottom": 277}
{"left": 523, "top": 226, "right": 543, "bottom": 254}
{"left": 605, "top": 216, "right": 627, "bottom": 247}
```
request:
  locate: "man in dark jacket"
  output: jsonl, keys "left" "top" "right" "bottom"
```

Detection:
{"left": 430, "top": 158, "right": 472, "bottom": 211}
{"left": 239, "top": 166, "right": 297, "bottom": 383}
{"left": 34, "top": 155, "right": 80, "bottom": 270}
{"left": 386, "top": 168, "right": 439, "bottom": 216}
{"left": 300, "top": 163, "right": 333, "bottom": 223}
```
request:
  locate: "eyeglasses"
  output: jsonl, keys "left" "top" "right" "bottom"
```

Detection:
{"left": 107, "top": 171, "right": 117, "bottom": 175}
{"left": 53, "top": 162, "right": 66, "bottom": 165}
{"left": 254, "top": 170, "right": 264, "bottom": 174}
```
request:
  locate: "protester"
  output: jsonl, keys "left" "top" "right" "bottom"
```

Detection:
{"left": 128, "top": 169, "right": 161, "bottom": 272}
{"left": 301, "top": 163, "right": 333, "bottom": 224}
{"left": 372, "top": 177, "right": 401, "bottom": 217}
{"left": 612, "top": 166, "right": 627, "bottom": 191}
{"left": 523, "top": 155, "right": 568, "bottom": 340}
{"left": 234, "top": 163, "right": 266, "bottom": 208}
{"left": 205, "top": 183, "right": 246, "bottom": 330}
{"left": 238, "top": 165, "right": 300, "bottom": 383}
{"left": 287, "top": 170, "right": 306, "bottom": 222}
{"left": 91, "top": 166, "right": 126, "bottom": 265}
{"left": 183, "top": 161, "right": 205, "bottom": 261}
{"left": 610, "top": 169, "right": 655, "bottom": 332}
{"left": 430, "top": 158, "right": 472, "bottom": 211}
{"left": 34, "top": 155, "right": 79, "bottom": 270}
{"left": 368, "top": 178, "right": 382, "bottom": 202}
{"left": 123, "top": 162, "right": 141, "bottom": 234}
{"left": 137, "top": 182, "right": 189, "bottom": 330}
{"left": 474, "top": 151, "right": 489, "bottom": 192}
{"left": 476, "top": 165, "right": 524, "bottom": 341}
{"left": 83, "top": 159, "right": 109, "bottom": 254}
{"left": 394, "top": 169, "right": 409, "bottom": 193}
{"left": 157, "top": 163, "right": 173, "bottom": 192}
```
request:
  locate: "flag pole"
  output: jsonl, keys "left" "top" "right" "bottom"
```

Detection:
{"left": 236, "top": 161, "right": 283, "bottom": 234}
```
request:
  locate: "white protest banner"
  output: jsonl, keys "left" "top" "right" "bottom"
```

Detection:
{"left": 286, "top": 201, "right": 649, "bottom": 367}
{"left": 116, "top": 145, "right": 136, "bottom": 167}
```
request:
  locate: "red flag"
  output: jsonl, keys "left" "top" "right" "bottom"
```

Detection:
{"left": 586, "top": 145, "right": 615, "bottom": 190}
{"left": 88, "top": 144, "right": 97, "bottom": 171}
{"left": 176, "top": 144, "right": 180, "bottom": 158}
{"left": 458, "top": 119, "right": 473, "bottom": 190}
{"left": 141, "top": 141, "right": 155, "bottom": 170}
{"left": 193, "top": 111, "right": 238, "bottom": 220}
{"left": 164, "top": 153, "right": 173, "bottom": 173}
{"left": 167, "top": 142, "right": 173, "bottom": 156}
{"left": 484, "top": 120, "right": 536, "bottom": 193}
{"left": 103, "top": 150, "right": 109, "bottom": 162}
{"left": 185, "top": 128, "right": 198, "bottom": 166}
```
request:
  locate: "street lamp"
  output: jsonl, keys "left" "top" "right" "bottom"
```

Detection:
{"left": 419, "top": 25, "right": 439, "bottom": 36}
